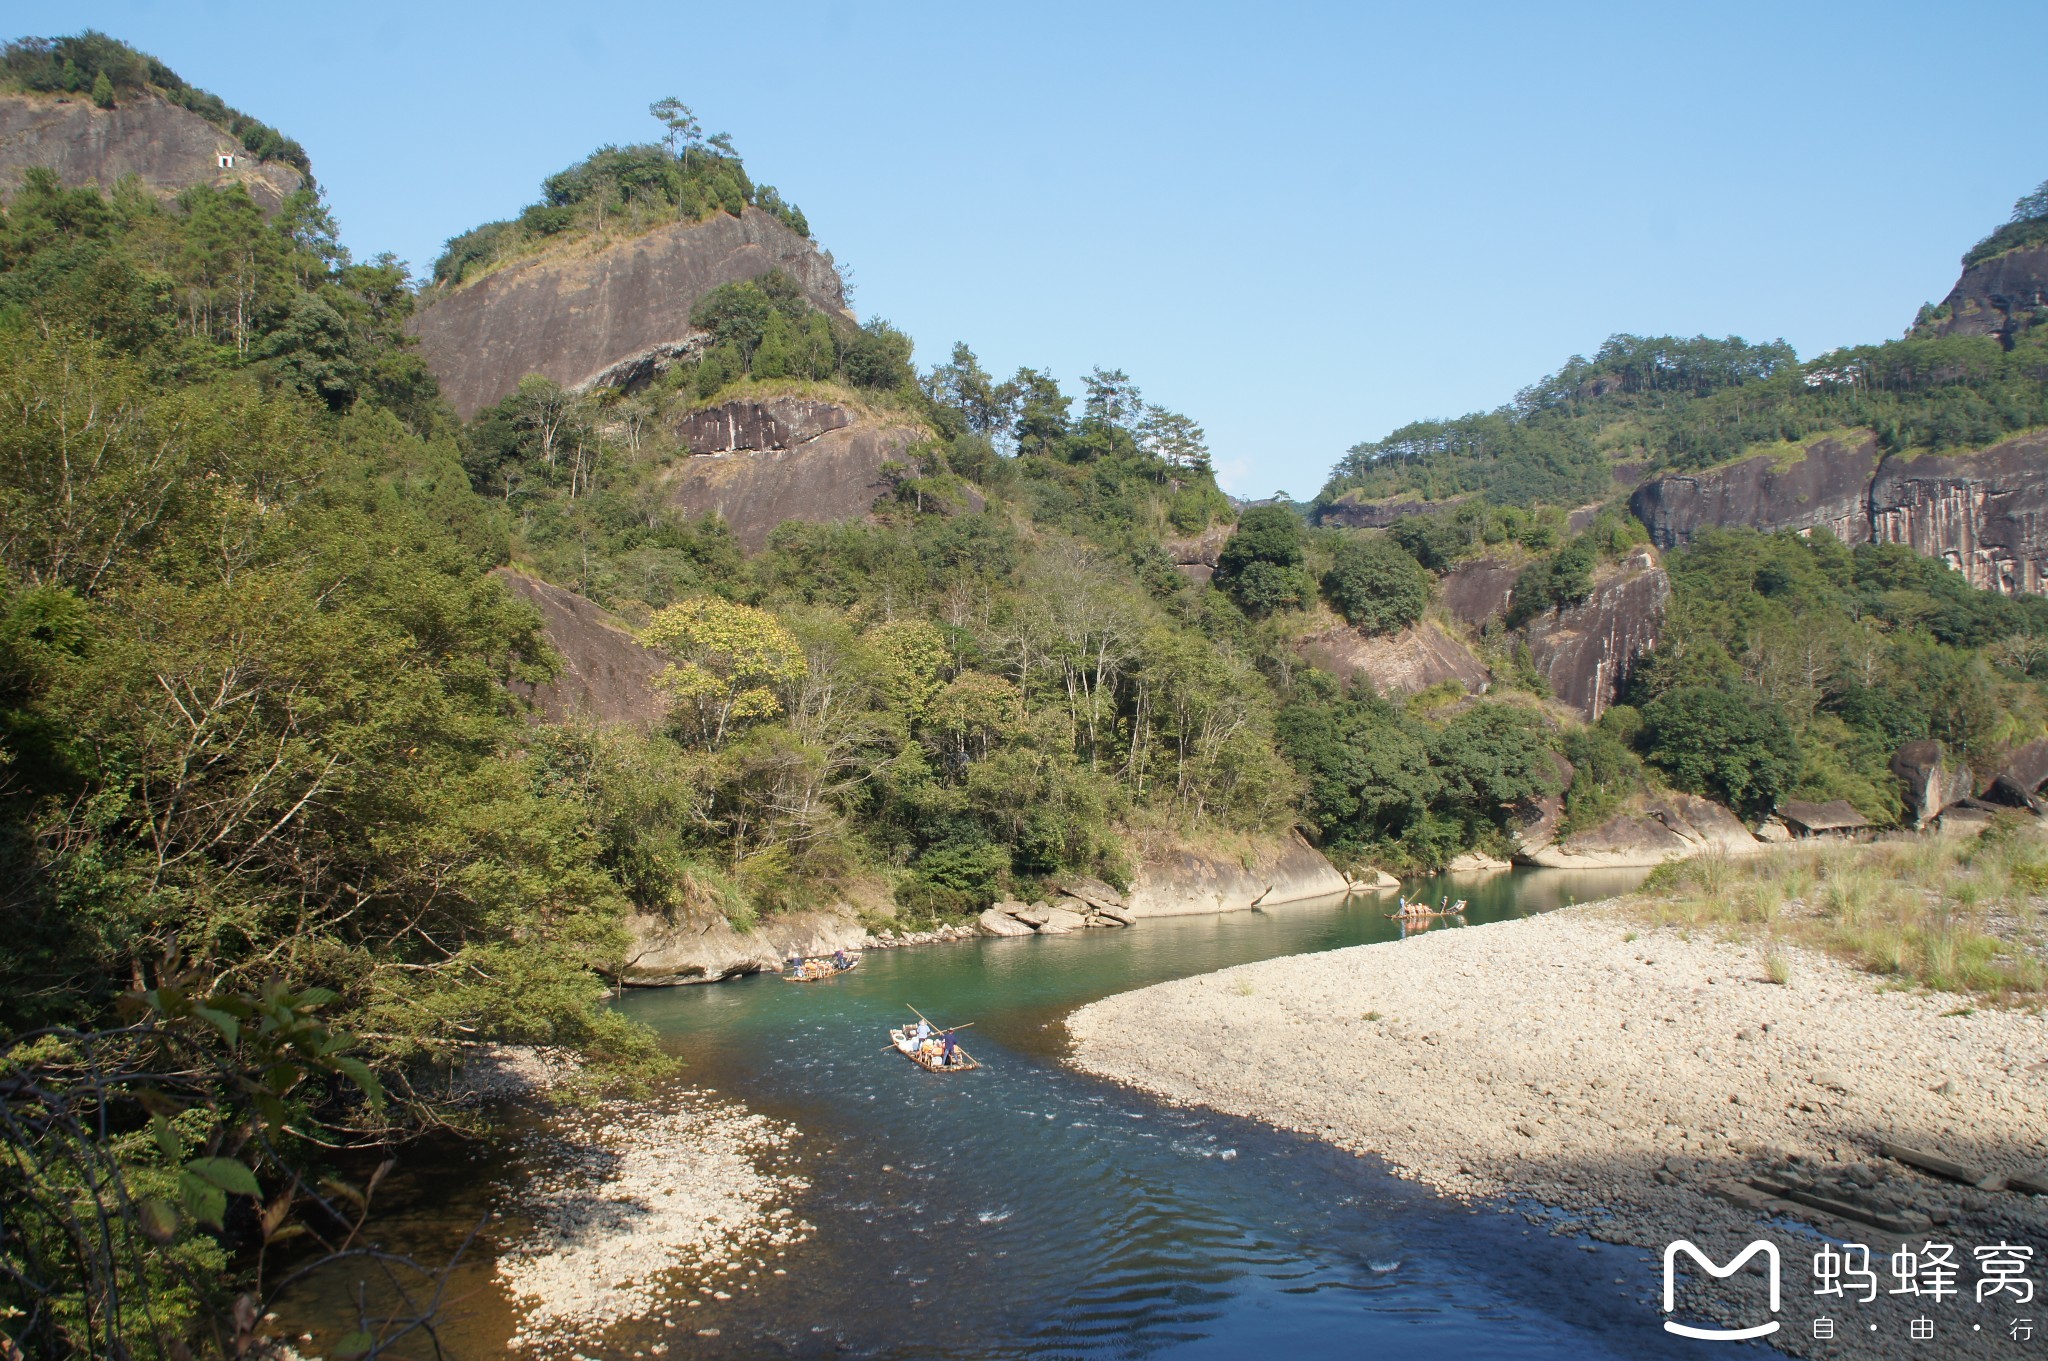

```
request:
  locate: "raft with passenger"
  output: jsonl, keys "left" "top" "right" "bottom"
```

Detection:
{"left": 785, "top": 953, "right": 861, "bottom": 982}
{"left": 1387, "top": 895, "right": 1466, "bottom": 921}
{"left": 890, "top": 1006, "right": 980, "bottom": 1071}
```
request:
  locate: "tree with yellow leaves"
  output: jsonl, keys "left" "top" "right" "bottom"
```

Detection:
{"left": 643, "top": 598, "right": 806, "bottom": 749}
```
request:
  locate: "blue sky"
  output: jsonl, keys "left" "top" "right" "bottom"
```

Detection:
{"left": 19, "top": 1, "right": 2045, "bottom": 498}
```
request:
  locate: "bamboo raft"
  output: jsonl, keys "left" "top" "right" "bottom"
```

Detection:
{"left": 784, "top": 956, "right": 861, "bottom": 983}
{"left": 889, "top": 1027, "right": 980, "bottom": 1072}
{"left": 1387, "top": 897, "right": 1466, "bottom": 921}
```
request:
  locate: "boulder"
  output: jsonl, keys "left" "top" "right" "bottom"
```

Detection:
{"left": 1891, "top": 740, "right": 1973, "bottom": 830}
{"left": 1126, "top": 829, "right": 1350, "bottom": 917}
{"left": 1091, "top": 904, "right": 1136, "bottom": 925}
{"left": 993, "top": 899, "right": 1032, "bottom": 918}
{"left": 977, "top": 908, "right": 1035, "bottom": 937}
{"left": 1755, "top": 815, "right": 1794, "bottom": 844}
{"left": 1517, "top": 792, "right": 1763, "bottom": 869}
{"left": 616, "top": 908, "right": 866, "bottom": 986}
{"left": 1347, "top": 868, "right": 1401, "bottom": 894}
{"left": 1013, "top": 905, "right": 1050, "bottom": 928}
{"left": 1982, "top": 738, "right": 2048, "bottom": 810}
{"left": 1053, "top": 875, "right": 1127, "bottom": 911}
{"left": 1446, "top": 851, "right": 1512, "bottom": 875}
{"left": 1037, "top": 906, "right": 1088, "bottom": 934}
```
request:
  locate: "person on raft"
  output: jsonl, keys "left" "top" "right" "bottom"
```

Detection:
{"left": 941, "top": 1030, "right": 959, "bottom": 1065}
{"left": 833, "top": 949, "right": 852, "bottom": 970}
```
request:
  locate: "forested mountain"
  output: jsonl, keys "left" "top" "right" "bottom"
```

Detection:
{"left": 2, "top": 31, "right": 2045, "bottom": 1358}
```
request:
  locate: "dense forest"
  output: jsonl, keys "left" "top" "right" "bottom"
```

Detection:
{"left": 3, "top": 32, "right": 2047, "bottom": 1359}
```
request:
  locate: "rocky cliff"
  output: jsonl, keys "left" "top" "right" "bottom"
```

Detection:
{"left": 408, "top": 208, "right": 849, "bottom": 418}
{"left": 1868, "top": 433, "right": 2048, "bottom": 594}
{"left": 1932, "top": 243, "right": 2048, "bottom": 347}
{"left": 1524, "top": 547, "right": 1669, "bottom": 722}
{"left": 494, "top": 567, "right": 669, "bottom": 729}
{"left": 1628, "top": 430, "right": 2048, "bottom": 597}
{"left": 1628, "top": 436, "right": 1878, "bottom": 550}
{"left": 1318, "top": 490, "right": 1468, "bottom": 529}
{"left": 1296, "top": 620, "right": 1490, "bottom": 698}
{"left": 0, "top": 90, "right": 304, "bottom": 211}
{"left": 660, "top": 395, "right": 949, "bottom": 551}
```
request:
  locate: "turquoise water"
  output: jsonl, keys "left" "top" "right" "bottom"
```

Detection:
{"left": 285, "top": 867, "right": 1705, "bottom": 1358}
{"left": 601, "top": 867, "right": 1685, "bottom": 1359}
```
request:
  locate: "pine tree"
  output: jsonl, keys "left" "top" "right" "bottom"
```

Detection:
{"left": 90, "top": 71, "right": 116, "bottom": 109}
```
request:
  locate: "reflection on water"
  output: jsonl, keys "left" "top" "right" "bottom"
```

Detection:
{"left": 288, "top": 869, "right": 1681, "bottom": 1358}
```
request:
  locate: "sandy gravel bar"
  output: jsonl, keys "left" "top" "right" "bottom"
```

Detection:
{"left": 495, "top": 1090, "right": 812, "bottom": 1352}
{"left": 1070, "top": 902, "right": 2048, "bottom": 1358}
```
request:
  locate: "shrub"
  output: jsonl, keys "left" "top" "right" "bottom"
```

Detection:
{"left": 1322, "top": 535, "right": 1430, "bottom": 635}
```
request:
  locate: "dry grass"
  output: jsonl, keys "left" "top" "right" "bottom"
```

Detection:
{"left": 1637, "top": 818, "right": 2048, "bottom": 1003}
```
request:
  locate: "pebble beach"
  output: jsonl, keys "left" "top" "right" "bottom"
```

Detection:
{"left": 1068, "top": 900, "right": 2048, "bottom": 1358}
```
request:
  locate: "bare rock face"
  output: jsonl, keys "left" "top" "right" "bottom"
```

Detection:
{"left": 1868, "top": 433, "right": 2048, "bottom": 594}
{"left": 1628, "top": 436, "right": 1879, "bottom": 550}
{"left": 1933, "top": 243, "right": 2048, "bottom": 347}
{"left": 1439, "top": 557, "right": 1520, "bottom": 628}
{"left": 677, "top": 398, "right": 851, "bottom": 453}
{"left": 660, "top": 398, "right": 945, "bottom": 551}
{"left": 0, "top": 90, "right": 304, "bottom": 212}
{"left": 1525, "top": 547, "right": 1668, "bottom": 722}
{"left": 1126, "top": 830, "right": 1348, "bottom": 917}
{"left": 1519, "top": 792, "right": 1761, "bottom": 869}
{"left": 1318, "top": 491, "right": 1468, "bottom": 529}
{"left": 1297, "top": 620, "right": 1490, "bottom": 698}
{"left": 1891, "top": 739, "right": 1972, "bottom": 829}
{"left": 1162, "top": 523, "right": 1233, "bottom": 584}
{"left": 408, "top": 208, "right": 848, "bottom": 418}
{"left": 977, "top": 907, "right": 1035, "bottom": 937}
{"left": 494, "top": 568, "right": 668, "bottom": 729}
{"left": 618, "top": 908, "right": 867, "bottom": 985}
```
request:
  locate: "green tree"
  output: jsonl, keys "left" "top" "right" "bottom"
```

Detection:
{"left": 89, "top": 69, "right": 114, "bottom": 108}
{"left": 1640, "top": 685, "right": 1800, "bottom": 817}
{"left": 1214, "top": 506, "right": 1311, "bottom": 616}
{"left": 1322, "top": 535, "right": 1429, "bottom": 634}
{"left": 644, "top": 597, "right": 807, "bottom": 748}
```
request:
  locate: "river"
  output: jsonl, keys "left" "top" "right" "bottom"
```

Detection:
{"left": 292, "top": 867, "right": 1706, "bottom": 1358}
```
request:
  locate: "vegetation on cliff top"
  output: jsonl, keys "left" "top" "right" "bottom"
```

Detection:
{"left": 431, "top": 98, "right": 811, "bottom": 289}
{"left": 1960, "top": 176, "right": 2048, "bottom": 267}
{"left": 1, "top": 31, "right": 310, "bottom": 173}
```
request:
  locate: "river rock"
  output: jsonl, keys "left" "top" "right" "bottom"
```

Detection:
{"left": 1092, "top": 904, "right": 1136, "bottom": 925}
{"left": 993, "top": 899, "right": 1032, "bottom": 918}
{"left": 1892, "top": 740, "right": 1972, "bottom": 829}
{"left": 1446, "top": 851, "right": 1512, "bottom": 874}
{"left": 1049, "top": 894, "right": 1095, "bottom": 916}
{"left": 1517, "top": 792, "right": 1761, "bottom": 869}
{"left": 1014, "top": 905, "right": 1050, "bottom": 928}
{"left": 1347, "top": 867, "right": 1401, "bottom": 893}
{"left": 1038, "top": 906, "right": 1088, "bottom": 934}
{"left": 616, "top": 908, "right": 867, "bottom": 986}
{"left": 1054, "top": 876, "right": 1127, "bottom": 911}
{"left": 977, "top": 908, "right": 1035, "bottom": 937}
{"left": 1126, "top": 829, "right": 1349, "bottom": 917}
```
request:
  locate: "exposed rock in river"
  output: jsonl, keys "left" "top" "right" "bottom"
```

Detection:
{"left": 1126, "top": 830, "right": 1349, "bottom": 916}
{"left": 1516, "top": 791, "right": 1761, "bottom": 869}
{"left": 408, "top": 208, "right": 848, "bottom": 418}
{"left": 0, "top": 90, "right": 305, "bottom": 212}
{"left": 618, "top": 908, "right": 868, "bottom": 986}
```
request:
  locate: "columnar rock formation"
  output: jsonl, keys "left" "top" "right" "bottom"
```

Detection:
{"left": 408, "top": 208, "right": 849, "bottom": 418}
{"left": 0, "top": 90, "right": 304, "bottom": 210}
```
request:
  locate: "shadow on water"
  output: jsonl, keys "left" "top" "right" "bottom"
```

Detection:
{"left": 290, "top": 868, "right": 1698, "bottom": 1358}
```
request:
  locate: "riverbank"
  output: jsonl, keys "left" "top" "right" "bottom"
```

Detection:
{"left": 1069, "top": 901, "right": 2048, "bottom": 1357}
{"left": 493, "top": 1089, "right": 811, "bottom": 1352}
